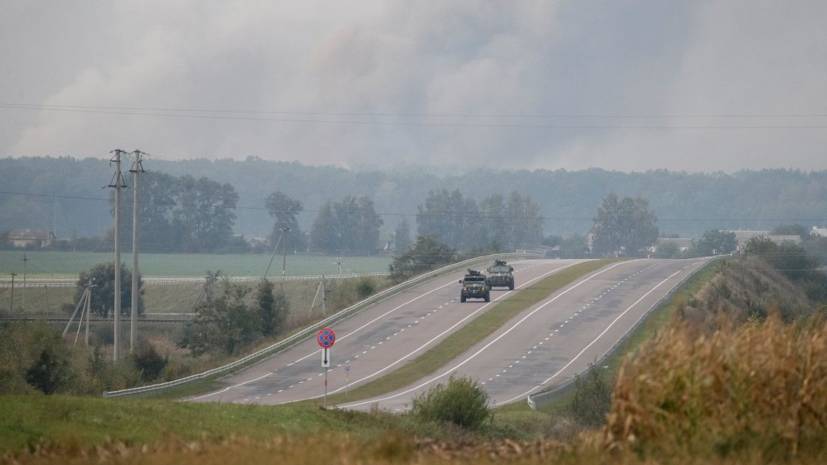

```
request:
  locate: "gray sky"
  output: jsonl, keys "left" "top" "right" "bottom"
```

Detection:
{"left": 1, "top": 0, "right": 825, "bottom": 172}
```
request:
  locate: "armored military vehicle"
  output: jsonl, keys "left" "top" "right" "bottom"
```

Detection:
{"left": 459, "top": 269, "right": 490, "bottom": 303}
{"left": 485, "top": 259, "right": 515, "bottom": 290}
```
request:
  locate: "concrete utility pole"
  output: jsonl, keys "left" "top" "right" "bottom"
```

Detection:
{"left": 21, "top": 253, "right": 27, "bottom": 311}
{"left": 9, "top": 273, "right": 16, "bottom": 313}
{"left": 281, "top": 226, "right": 290, "bottom": 284}
{"left": 129, "top": 150, "right": 145, "bottom": 353}
{"left": 109, "top": 149, "right": 128, "bottom": 362}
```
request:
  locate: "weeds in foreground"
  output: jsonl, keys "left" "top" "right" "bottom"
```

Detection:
{"left": 606, "top": 315, "right": 827, "bottom": 460}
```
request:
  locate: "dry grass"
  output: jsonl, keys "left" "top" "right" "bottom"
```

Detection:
{"left": 606, "top": 315, "right": 827, "bottom": 461}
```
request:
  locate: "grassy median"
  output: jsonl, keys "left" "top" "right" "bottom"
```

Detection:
{"left": 326, "top": 259, "right": 616, "bottom": 405}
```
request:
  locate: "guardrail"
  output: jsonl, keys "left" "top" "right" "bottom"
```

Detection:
{"left": 103, "top": 252, "right": 540, "bottom": 398}
{"left": 526, "top": 258, "right": 714, "bottom": 410}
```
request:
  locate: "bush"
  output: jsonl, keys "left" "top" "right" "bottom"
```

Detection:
{"left": 131, "top": 342, "right": 168, "bottom": 382}
{"left": 26, "top": 346, "right": 72, "bottom": 394}
{"left": 355, "top": 278, "right": 376, "bottom": 299}
{"left": 411, "top": 376, "right": 491, "bottom": 430}
{"left": 568, "top": 365, "right": 612, "bottom": 427}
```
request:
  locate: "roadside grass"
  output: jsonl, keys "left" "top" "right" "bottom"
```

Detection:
{"left": 510, "top": 258, "right": 723, "bottom": 415}
{"left": 0, "top": 394, "right": 403, "bottom": 454}
{"left": 325, "top": 260, "right": 615, "bottom": 405}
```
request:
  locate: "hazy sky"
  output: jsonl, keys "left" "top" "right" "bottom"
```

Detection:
{"left": 1, "top": 1, "right": 825, "bottom": 172}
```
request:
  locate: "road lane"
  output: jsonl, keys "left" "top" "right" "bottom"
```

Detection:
{"left": 340, "top": 258, "right": 709, "bottom": 411}
{"left": 191, "top": 259, "right": 581, "bottom": 404}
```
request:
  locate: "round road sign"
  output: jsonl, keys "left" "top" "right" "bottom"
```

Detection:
{"left": 317, "top": 327, "right": 336, "bottom": 348}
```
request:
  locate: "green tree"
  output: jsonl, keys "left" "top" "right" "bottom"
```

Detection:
{"left": 654, "top": 241, "right": 681, "bottom": 258}
{"left": 771, "top": 224, "right": 810, "bottom": 241}
{"left": 390, "top": 236, "right": 456, "bottom": 282}
{"left": 185, "top": 272, "right": 260, "bottom": 356}
{"left": 173, "top": 176, "right": 239, "bottom": 252}
{"left": 692, "top": 229, "right": 737, "bottom": 256}
{"left": 591, "top": 194, "right": 658, "bottom": 257}
{"left": 257, "top": 279, "right": 288, "bottom": 337}
{"left": 394, "top": 218, "right": 412, "bottom": 254}
{"left": 120, "top": 171, "right": 180, "bottom": 252}
{"left": 265, "top": 191, "right": 305, "bottom": 252}
{"left": 26, "top": 346, "right": 71, "bottom": 394}
{"left": 76, "top": 262, "right": 143, "bottom": 318}
{"left": 310, "top": 195, "right": 383, "bottom": 255}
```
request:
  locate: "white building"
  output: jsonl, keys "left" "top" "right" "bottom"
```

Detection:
{"left": 812, "top": 226, "right": 827, "bottom": 238}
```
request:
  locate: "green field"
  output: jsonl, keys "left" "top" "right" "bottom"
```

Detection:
{"left": 0, "top": 251, "right": 391, "bottom": 278}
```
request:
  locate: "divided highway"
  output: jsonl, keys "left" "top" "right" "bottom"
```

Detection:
{"left": 339, "top": 258, "right": 710, "bottom": 411}
{"left": 191, "top": 259, "right": 581, "bottom": 405}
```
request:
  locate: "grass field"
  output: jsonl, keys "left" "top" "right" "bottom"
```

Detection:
{"left": 0, "top": 250, "right": 391, "bottom": 278}
{"left": 326, "top": 260, "right": 615, "bottom": 405}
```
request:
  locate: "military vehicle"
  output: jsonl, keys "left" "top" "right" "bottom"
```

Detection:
{"left": 485, "top": 259, "right": 515, "bottom": 290}
{"left": 459, "top": 269, "right": 490, "bottom": 303}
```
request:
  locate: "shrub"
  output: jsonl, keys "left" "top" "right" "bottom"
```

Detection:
{"left": 355, "top": 278, "right": 376, "bottom": 299}
{"left": 131, "top": 342, "right": 168, "bottom": 382}
{"left": 411, "top": 376, "right": 491, "bottom": 430}
{"left": 568, "top": 365, "right": 612, "bottom": 427}
{"left": 26, "top": 346, "right": 72, "bottom": 394}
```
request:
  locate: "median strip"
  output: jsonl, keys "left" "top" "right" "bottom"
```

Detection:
{"left": 326, "top": 259, "right": 616, "bottom": 405}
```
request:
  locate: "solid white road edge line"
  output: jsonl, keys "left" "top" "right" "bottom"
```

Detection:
{"left": 190, "top": 260, "right": 545, "bottom": 400}
{"left": 498, "top": 268, "right": 684, "bottom": 405}
{"left": 337, "top": 260, "right": 630, "bottom": 409}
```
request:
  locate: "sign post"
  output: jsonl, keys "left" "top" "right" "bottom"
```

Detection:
{"left": 317, "top": 327, "right": 336, "bottom": 408}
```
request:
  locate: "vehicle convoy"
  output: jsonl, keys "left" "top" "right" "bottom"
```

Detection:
{"left": 486, "top": 259, "right": 515, "bottom": 290}
{"left": 459, "top": 269, "right": 490, "bottom": 303}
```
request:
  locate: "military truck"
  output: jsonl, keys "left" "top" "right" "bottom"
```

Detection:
{"left": 459, "top": 269, "right": 490, "bottom": 303}
{"left": 485, "top": 259, "right": 515, "bottom": 290}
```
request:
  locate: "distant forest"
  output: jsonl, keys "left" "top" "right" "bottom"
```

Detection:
{"left": 2, "top": 157, "right": 827, "bottom": 243}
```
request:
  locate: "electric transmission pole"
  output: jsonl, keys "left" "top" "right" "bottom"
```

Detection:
{"left": 281, "top": 226, "right": 290, "bottom": 284}
{"left": 21, "top": 253, "right": 27, "bottom": 311}
{"left": 109, "top": 149, "right": 128, "bottom": 362}
{"left": 9, "top": 273, "right": 16, "bottom": 313}
{"left": 129, "top": 150, "right": 145, "bottom": 353}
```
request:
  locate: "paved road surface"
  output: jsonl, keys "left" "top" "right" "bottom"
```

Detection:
{"left": 191, "top": 259, "right": 582, "bottom": 405}
{"left": 338, "top": 258, "right": 710, "bottom": 411}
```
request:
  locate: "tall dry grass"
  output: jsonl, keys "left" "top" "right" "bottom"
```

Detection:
{"left": 605, "top": 315, "right": 827, "bottom": 460}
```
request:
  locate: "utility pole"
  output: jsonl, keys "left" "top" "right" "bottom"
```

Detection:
{"left": 129, "top": 150, "right": 145, "bottom": 353}
{"left": 280, "top": 226, "right": 290, "bottom": 285}
{"left": 321, "top": 274, "right": 326, "bottom": 315}
{"left": 21, "top": 253, "right": 27, "bottom": 311}
{"left": 9, "top": 273, "right": 16, "bottom": 313}
{"left": 109, "top": 149, "right": 128, "bottom": 362}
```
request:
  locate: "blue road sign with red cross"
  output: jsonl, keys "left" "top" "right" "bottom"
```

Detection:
{"left": 317, "top": 327, "right": 336, "bottom": 349}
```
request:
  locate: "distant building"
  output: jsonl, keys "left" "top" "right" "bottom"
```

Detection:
{"left": 6, "top": 229, "right": 55, "bottom": 248}
{"left": 725, "top": 230, "right": 802, "bottom": 252}
{"left": 812, "top": 226, "right": 827, "bottom": 238}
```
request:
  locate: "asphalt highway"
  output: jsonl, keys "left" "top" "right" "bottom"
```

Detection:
{"left": 338, "top": 258, "right": 710, "bottom": 411}
{"left": 190, "top": 259, "right": 582, "bottom": 405}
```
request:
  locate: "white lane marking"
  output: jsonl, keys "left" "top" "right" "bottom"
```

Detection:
{"left": 339, "top": 261, "right": 629, "bottom": 409}
{"left": 500, "top": 268, "right": 683, "bottom": 404}
{"left": 193, "top": 275, "right": 463, "bottom": 400}
{"left": 324, "top": 262, "right": 578, "bottom": 398}
{"left": 188, "top": 372, "right": 272, "bottom": 401}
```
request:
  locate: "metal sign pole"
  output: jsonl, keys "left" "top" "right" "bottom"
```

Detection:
{"left": 324, "top": 362, "right": 328, "bottom": 408}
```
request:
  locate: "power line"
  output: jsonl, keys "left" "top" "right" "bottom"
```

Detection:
{"left": 3, "top": 102, "right": 827, "bottom": 119}
{"left": 2, "top": 103, "right": 827, "bottom": 129}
